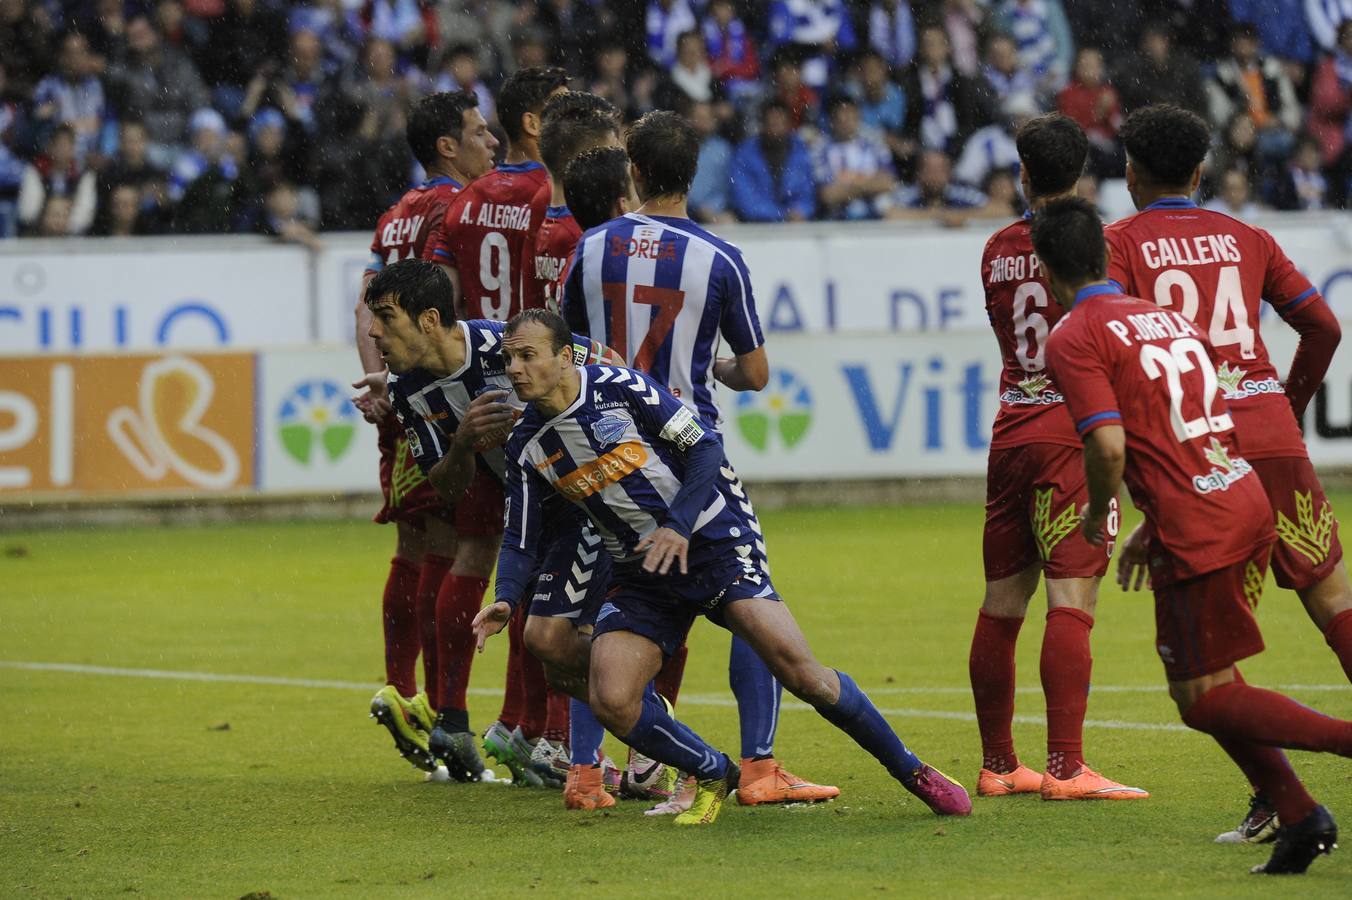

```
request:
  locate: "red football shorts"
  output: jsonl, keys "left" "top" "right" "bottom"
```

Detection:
{"left": 455, "top": 465, "right": 505, "bottom": 537}
{"left": 1249, "top": 455, "right": 1343, "bottom": 591}
{"left": 983, "top": 443, "right": 1115, "bottom": 581}
{"left": 1152, "top": 542, "right": 1272, "bottom": 681}
{"left": 374, "top": 411, "right": 447, "bottom": 526}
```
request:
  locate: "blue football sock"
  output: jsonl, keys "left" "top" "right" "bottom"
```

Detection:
{"left": 569, "top": 697, "right": 604, "bottom": 766}
{"left": 816, "top": 670, "right": 922, "bottom": 783}
{"left": 623, "top": 684, "right": 728, "bottom": 780}
{"left": 729, "top": 635, "right": 782, "bottom": 760}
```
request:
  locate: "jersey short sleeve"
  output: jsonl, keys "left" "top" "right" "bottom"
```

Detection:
{"left": 424, "top": 193, "right": 466, "bottom": 266}
{"left": 1257, "top": 226, "right": 1320, "bottom": 318}
{"left": 716, "top": 250, "right": 765, "bottom": 356}
{"left": 1104, "top": 225, "right": 1133, "bottom": 292}
{"left": 1046, "top": 321, "right": 1122, "bottom": 437}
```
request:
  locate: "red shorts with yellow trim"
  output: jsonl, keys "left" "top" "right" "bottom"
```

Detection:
{"left": 983, "top": 443, "right": 1116, "bottom": 581}
{"left": 1249, "top": 455, "right": 1343, "bottom": 591}
{"left": 455, "top": 464, "right": 506, "bottom": 537}
{"left": 374, "top": 412, "right": 447, "bottom": 526}
{"left": 1152, "top": 542, "right": 1271, "bottom": 681}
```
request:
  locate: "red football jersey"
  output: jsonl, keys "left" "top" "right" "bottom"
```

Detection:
{"left": 982, "top": 217, "right": 1080, "bottom": 450}
{"left": 365, "top": 176, "right": 464, "bottom": 272}
{"left": 1105, "top": 198, "right": 1320, "bottom": 460}
{"left": 1045, "top": 284, "right": 1274, "bottom": 585}
{"left": 425, "top": 161, "right": 550, "bottom": 321}
{"left": 527, "top": 202, "right": 583, "bottom": 314}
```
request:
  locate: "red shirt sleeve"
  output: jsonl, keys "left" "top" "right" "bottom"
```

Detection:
{"left": 425, "top": 194, "right": 464, "bottom": 266}
{"left": 1046, "top": 318, "right": 1122, "bottom": 436}
{"left": 1259, "top": 226, "right": 1319, "bottom": 317}
{"left": 1103, "top": 225, "right": 1133, "bottom": 293}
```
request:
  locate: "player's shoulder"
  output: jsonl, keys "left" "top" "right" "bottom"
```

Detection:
{"left": 387, "top": 367, "right": 437, "bottom": 400}
{"left": 585, "top": 363, "right": 657, "bottom": 392}
{"left": 982, "top": 216, "right": 1031, "bottom": 256}
{"left": 463, "top": 318, "right": 506, "bottom": 353}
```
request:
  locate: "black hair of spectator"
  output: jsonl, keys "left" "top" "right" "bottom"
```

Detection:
{"left": 1120, "top": 105, "right": 1211, "bottom": 188}
{"left": 1030, "top": 197, "right": 1107, "bottom": 286}
{"left": 505, "top": 307, "right": 572, "bottom": 354}
{"left": 496, "top": 66, "right": 571, "bottom": 144}
{"left": 1016, "top": 114, "right": 1089, "bottom": 198}
{"left": 364, "top": 258, "right": 457, "bottom": 327}
{"left": 626, "top": 110, "right": 699, "bottom": 199}
{"left": 825, "top": 94, "right": 858, "bottom": 117}
{"left": 406, "top": 91, "right": 480, "bottom": 171}
{"left": 759, "top": 98, "right": 792, "bottom": 124}
{"left": 564, "top": 146, "right": 631, "bottom": 230}
{"left": 446, "top": 42, "right": 477, "bottom": 62}
{"left": 49, "top": 123, "right": 76, "bottom": 144}
{"left": 540, "top": 96, "right": 619, "bottom": 177}
{"left": 1231, "top": 21, "right": 1260, "bottom": 41}
{"left": 676, "top": 30, "right": 703, "bottom": 53}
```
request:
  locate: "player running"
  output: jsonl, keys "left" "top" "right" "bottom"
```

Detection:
{"left": 560, "top": 111, "right": 839, "bottom": 808}
{"left": 970, "top": 113, "right": 1147, "bottom": 802}
{"left": 353, "top": 91, "right": 497, "bottom": 776}
{"left": 1037, "top": 197, "right": 1351, "bottom": 875}
{"left": 1105, "top": 104, "right": 1350, "bottom": 842}
{"left": 484, "top": 308, "right": 971, "bottom": 825}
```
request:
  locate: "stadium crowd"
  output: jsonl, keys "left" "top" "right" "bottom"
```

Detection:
{"left": 2, "top": 0, "right": 1351, "bottom": 238}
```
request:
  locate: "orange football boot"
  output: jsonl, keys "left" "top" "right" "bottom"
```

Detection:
{"left": 977, "top": 764, "right": 1043, "bottom": 797}
{"left": 564, "top": 764, "right": 616, "bottom": 810}
{"left": 736, "top": 757, "right": 841, "bottom": 805}
{"left": 1040, "top": 766, "right": 1149, "bottom": 801}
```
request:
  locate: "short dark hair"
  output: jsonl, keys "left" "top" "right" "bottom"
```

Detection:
{"left": 564, "top": 146, "right": 631, "bottom": 230}
{"left": 406, "top": 91, "right": 480, "bottom": 170}
{"left": 759, "top": 98, "right": 792, "bottom": 124}
{"left": 505, "top": 307, "right": 572, "bottom": 354}
{"left": 539, "top": 92, "right": 619, "bottom": 176}
{"left": 364, "top": 258, "right": 457, "bottom": 326}
{"left": 626, "top": 110, "right": 700, "bottom": 199}
{"left": 1030, "top": 197, "right": 1106, "bottom": 285}
{"left": 1120, "top": 104, "right": 1211, "bottom": 188}
{"left": 496, "top": 66, "right": 570, "bottom": 144}
{"left": 1016, "top": 113, "right": 1088, "bottom": 197}
{"left": 826, "top": 94, "right": 858, "bottom": 117}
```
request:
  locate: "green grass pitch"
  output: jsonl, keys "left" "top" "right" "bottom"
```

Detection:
{"left": 2, "top": 499, "right": 1350, "bottom": 898}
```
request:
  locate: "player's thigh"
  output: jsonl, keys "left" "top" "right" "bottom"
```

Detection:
{"left": 1032, "top": 443, "right": 1116, "bottom": 581}
{"left": 394, "top": 519, "right": 428, "bottom": 563}
{"left": 450, "top": 467, "right": 505, "bottom": 576}
{"left": 983, "top": 563, "right": 1042, "bottom": 617}
{"left": 1250, "top": 455, "right": 1345, "bottom": 594}
{"left": 983, "top": 446, "right": 1040, "bottom": 582}
{"left": 523, "top": 615, "right": 589, "bottom": 671}
{"left": 720, "top": 597, "right": 831, "bottom": 702}
{"left": 588, "top": 630, "right": 664, "bottom": 728}
{"left": 422, "top": 514, "right": 458, "bottom": 558}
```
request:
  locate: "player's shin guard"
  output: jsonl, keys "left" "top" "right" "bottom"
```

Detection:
{"left": 1041, "top": 607, "right": 1092, "bottom": 779}
{"left": 382, "top": 556, "right": 422, "bottom": 697}
{"left": 1211, "top": 734, "right": 1317, "bottom": 826}
{"left": 569, "top": 698, "right": 605, "bottom": 766}
{"left": 499, "top": 607, "right": 528, "bottom": 729}
{"left": 1181, "top": 679, "right": 1352, "bottom": 757}
{"left": 654, "top": 643, "right": 689, "bottom": 706}
{"left": 969, "top": 610, "right": 1023, "bottom": 773}
{"left": 416, "top": 554, "right": 454, "bottom": 709}
{"left": 1323, "top": 608, "right": 1352, "bottom": 684}
{"left": 436, "top": 573, "right": 488, "bottom": 715}
{"left": 730, "top": 636, "right": 782, "bottom": 760}
{"left": 622, "top": 686, "right": 728, "bottom": 781}
{"left": 815, "top": 670, "right": 922, "bottom": 783}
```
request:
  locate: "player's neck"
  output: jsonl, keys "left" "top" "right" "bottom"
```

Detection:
{"left": 549, "top": 175, "right": 565, "bottom": 207}
{"left": 637, "top": 194, "right": 688, "bottom": 219}
{"left": 1135, "top": 187, "right": 1192, "bottom": 209}
{"left": 423, "top": 325, "right": 467, "bottom": 377}
{"left": 503, "top": 141, "right": 540, "bottom": 167}
{"left": 535, "top": 368, "right": 581, "bottom": 418}
{"left": 427, "top": 162, "right": 467, "bottom": 185}
{"left": 1026, "top": 189, "right": 1074, "bottom": 212}
{"left": 1058, "top": 278, "right": 1113, "bottom": 309}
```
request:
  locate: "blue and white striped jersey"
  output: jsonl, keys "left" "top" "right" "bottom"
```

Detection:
{"left": 561, "top": 213, "right": 765, "bottom": 429}
{"left": 504, "top": 365, "right": 763, "bottom": 564}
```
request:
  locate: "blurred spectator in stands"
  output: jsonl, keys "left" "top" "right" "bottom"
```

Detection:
{"left": 427, "top": 43, "right": 495, "bottom": 124}
{"left": 196, "top": 0, "right": 289, "bottom": 117}
{"left": 589, "top": 39, "right": 640, "bottom": 120}
{"left": 990, "top": 0, "right": 1074, "bottom": 94}
{"left": 704, "top": 0, "right": 760, "bottom": 105}
{"left": 1308, "top": 18, "right": 1352, "bottom": 200}
{"left": 1114, "top": 23, "right": 1206, "bottom": 115}
{"left": 107, "top": 15, "right": 209, "bottom": 161}
{"left": 356, "top": 0, "right": 437, "bottom": 68}
{"left": 85, "top": 0, "right": 129, "bottom": 62}
{"left": 1076, "top": 171, "right": 1103, "bottom": 213}
{"left": 255, "top": 180, "right": 322, "bottom": 249}
{"left": 101, "top": 121, "right": 165, "bottom": 202}
{"left": 885, "top": 148, "right": 989, "bottom": 224}
{"left": 264, "top": 28, "right": 335, "bottom": 138}
{"left": 1203, "top": 167, "right": 1262, "bottom": 217}
{"left": 32, "top": 31, "right": 110, "bottom": 164}
{"left": 982, "top": 32, "right": 1038, "bottom": 118}
{"left": 289, "top": 0, "right": 362, "bottom": 72}
{"left": 537, "top": 0, "right": 604, "bottom": 75}
{"left": 868, "top": 0, "right": 916, "bottom": 71}
{"left": 511, "top": 28, "right": 553, "bottom": 71}
{"left": 0, "top": 63, "right": 22, "bottom": 238}
{"left": 687, "top": 99, "right": 734, "bottom": 223}
{"left": 847, "top": 49, "right": 906, "bottom": 157}
{"left": 1228, "top": 0, "right": 1316, "bottom": 64}
{"left": 659, "top": 30, "right": 727, "bottom": 111}
{"left": 935, "top": 0, "right": 985, "bottom": 76}
{"left": 1141, "top": 0, "right": 1233, "bottom": 61}
{"left": 984, "top": 168, "right": 1023, "bottom": 215}
{"left": 345, "top": 38, "right": 410, "bottom": 144}
{"left": 769, "top": 51, "right": 820, "bottom": 132}
{"left": 169, "top": 107, "right": 237, "bottom": 202}
{"left": 731, "top": 99, "right": 816, "bottom": 222}
{"left": 767, "top": 0, "right": 857, "bottom": 91}
{"left": 312, "top": 89, "right": 405, "bottom": 228}
{"left": 901, "top": 25, "right": 995, "bottom": 168}
{"left": 32, "top": 194, "right": 73, "bottom": 237}
{"left": 0, "top": 0, "right": 54, "bottom": 100}
{"left": 1207, "top": 22, "right": 1301, "bottom": 164}
{"left": 1064, "top": 3, "right": 1139, "bottom": 56}
{"left": 814, "top": 95, "right": 897, "bottom": 220}
{"left": 952, "top": 99, "right": 1033, "bottom": 189}
{"left": 154, "top": 0, "right": 193, "bottom": 53}
{"left": 1057, "top": 46, "right": 1121, "bottom": 176}
{"left": 1205, "top": 111, "right": 1263, "bottom": 197}
{"left": 647, "top": 0, "right": 696, "bottom": 69}
{"left": 19, "top": 125, "right": 96, "bottom": 234}
{"left": 94, "top": 181, "right": 147, "bottom": 235}
{"left": 1272, "top": 133, "right": 1330, "bottom": 208}
{"left": 238, "top": 107, "right": 313, "bottom": 211}
{"left": 436, "top": 0, "right": 519, "bottom": 78}
{"left": 1306, "top": 0, "right": 1352, "bottom": 53}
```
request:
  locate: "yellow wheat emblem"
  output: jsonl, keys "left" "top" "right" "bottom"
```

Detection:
{"left": 390, "top": 437, "right": 429, "bottom": 506}
{"left": 1274, "top": 490, "right": 1335, "bottom": 566}
{"left": 1034, "top": 488, "right": 1081, "bottom": 561}
{"left": 1242, "top": 560, "right": 1264, "bottom": 609}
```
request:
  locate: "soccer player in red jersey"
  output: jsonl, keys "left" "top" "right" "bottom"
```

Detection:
{"left": 1038, "top": 198, "right": 1350, "bottom": 876}
{"left": 1105, "top": 104, "right": 1351, "bottom": 842}
{"left": 970, "top": 114, "right": 1147, "bottom": 802}
{"left": 352, "top": 91, "right": 499, "bottom": 776}
{"left": 426, "top": 66, "right": 569, "bottom": 321}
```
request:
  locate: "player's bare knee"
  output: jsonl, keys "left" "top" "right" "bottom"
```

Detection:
{"left": 1298, "top": 568, "right": 1352, "bottom": 630}
{"left": 588, "top": 680, "right": 640, "bottom": 734}
{"left": 777, "top": 657, "right": 834, "bottom": 706}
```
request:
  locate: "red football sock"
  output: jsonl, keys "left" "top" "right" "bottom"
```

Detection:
{"left": 1182, "top": 680, "right": 1352, "bottom": 756}
{"left": 543, "top": 687, "right": 570, "bottom": 743}
{"left": 654, "top": 643, "right": 690, "bottom": 706}
{"left": 1210, "top": 734, "right": 1317, "bottom": 825}
{"left": 518, "top": 643, "right": 550, "bottom": 741}
{"left": 381, "top": 556, "right": 422, "bottom": 697}
{"left": 415, "top": 554, "right": 454, "bottom": 709}
{"left": 499, "top": 606, "right": 528, "bottom": 730}
{"left": 1323, "top": 608, "right": 1352, "bottom": 684}
{"left": 969, "top": 610, "right": 1024, "bottom": 773}
{"left": 436, "top": 573, "right": 489, "bottom": 713}
{"left": 1041, "top": 607, "right": 1093, "bottom": 779}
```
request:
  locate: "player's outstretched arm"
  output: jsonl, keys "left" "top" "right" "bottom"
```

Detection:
{"left": 1080, "top": 424, "right": 1125, "bottom": 546}
{"left": 714, "top": 346, "right": 769, "bottom": 392}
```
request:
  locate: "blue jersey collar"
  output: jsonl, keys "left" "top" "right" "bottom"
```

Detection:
{"left": 497, "top": 160, "right": 545, "bottom": 174}
{"left": 547, "top": 204, "right": 572, "bottom": 218}
{"left": 422, "top": 175, "right": 463, "bottom": 189}
{"left": 1144, "top": 196, "right": 1197, "bottom": 211}
{"left": 1073, "top": 283, "right": 1120, "bottom": 307}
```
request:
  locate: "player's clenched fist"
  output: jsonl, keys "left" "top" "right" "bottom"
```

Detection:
{"left": 454, "top": 389, "right": 519, "bottom": 451}
{"left": 472, "top": 601, "right": 513, "bottom": 652}
{"left": 636, "top": 527, "right": 689, "bottom": 575}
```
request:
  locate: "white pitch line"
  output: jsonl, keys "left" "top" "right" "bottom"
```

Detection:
{"left": 2, "top": 661, "right": 1345, "bottom": 734}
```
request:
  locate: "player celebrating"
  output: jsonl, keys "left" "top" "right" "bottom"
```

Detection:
{"left": 970, "top": 114, "right": 1147, "bottom": 801}
{"left": 1105, "top": 104, "right": 1351, "bottom": 842}
{"left": 1037, "top": 197, "right": 1351, "bottom": 875}
{"left": 354, "top": 91, "right": 498, "bottom": 775}
{"left": 488, "top": 308, "right": 971, "bottom": 825}
{"left": 561, "top": 111, "right": 838, "bottom": 807}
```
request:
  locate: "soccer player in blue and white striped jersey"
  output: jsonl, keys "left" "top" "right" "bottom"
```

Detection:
{"left": 476, "top": 309, "right": 971, "bottom": 825}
